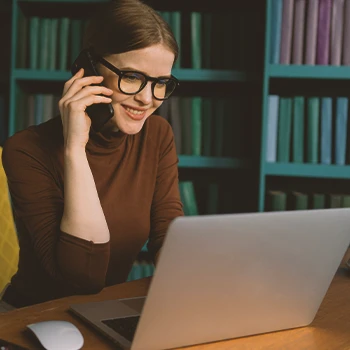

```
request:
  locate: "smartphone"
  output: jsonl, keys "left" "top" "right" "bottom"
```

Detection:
{"left": 71, "top": 48, "right": 114, "bottom": 132}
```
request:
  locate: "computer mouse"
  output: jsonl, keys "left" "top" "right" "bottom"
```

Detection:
{"left": 27, "top": 320, "right": 84, "bottom": 350}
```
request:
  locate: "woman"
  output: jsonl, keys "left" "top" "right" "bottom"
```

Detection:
{"left": 2, "top": 0, "right": 183, "bottom": 308}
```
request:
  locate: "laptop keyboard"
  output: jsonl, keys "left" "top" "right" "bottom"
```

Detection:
{"left": 102, "top": 316, "right": 140, "bottom": 342}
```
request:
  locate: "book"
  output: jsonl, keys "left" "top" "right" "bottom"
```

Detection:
{"left": 292, "top": 0, "right": 306, "bottom": 64}
{"left": 277, "top": 97, "right": 292, "bottom": 162}
{"left": 170, "top": 12, "right": 181, "bottom": 69}
{"left": 304, "top": 0, "right": 319, "bottom": 64}
{"left": 292, "top": 96, "right": 305, "bottom": 162}
{"left": 29, "top": 17, "right": 40, "bottom": 69}
{"left": 329, "top": 194, "right": 342, "bottom": 208}
{"left": 191, "top": 97, "right": 202, "bottom": 156}
{"left": 290, "top": 191, "right": 308, "bottom": 210}
{"left": 311, "top": 193, "right": 326, "bottom": 209}
{"left": 16, "top": 10, "right": 28, "bottom": 68}
{"left": 342, "top": 0, "right": 350, "bottom": 65}
{"left": 334, "top": 97, "right": 348, "bottom": 165}
{"left": 48, "top": 18, "right": 58, "bottom": 70}
{"left": 179, "top": 181, "right": 198, "bottom": 216}
{"left": 190, "top": 12, "right": 202, "bottom": 69}
{"left": 330, "top": 0, "right": 345, "bottom": 65}
{"left": 266, "top": 95, "right": 279, "bottom": 162}
{"left": 270, "top": 0, "right": 283, "bottom": 64}
{"left": 201, "top": 97, "right": 212, "bottom": 156}
{"left": 342, "top": 195, "right": 350, "bottom": 207}
{"left": 58, "top": 17, "right": 70, "bottom": 71}
{"left": 316, "top": 0, "right": 332, "bottom": 65}
{"left": 266, "top": 190, "right": 287, "bottom": 211}
{"left": 320, "top": 97, "right": 332, "bottom": 164}
{"left": 39, "top": 18, "right": 50, "bottom": 70}
{"left": 306, "top": 97, "right": 320, "bottom": 163}
{"left": 280, "top": 0, "right": 295, "bottom": 64}
{"left": 70, "top": 19, "right": 83, "bottom": 67}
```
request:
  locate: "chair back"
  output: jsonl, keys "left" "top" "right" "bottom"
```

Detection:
{"left": 0, "top": 146, "right": 19, "bottom": 295}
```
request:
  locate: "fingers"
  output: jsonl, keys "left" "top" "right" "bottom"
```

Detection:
{"left": 59, "top": 72, "right": 113, "bottom": 117}
{"left": 67, "top": 85, "right": 114, "bottom": 103}
{"left": 63, "top": 94, "right": 113, "bottom": 114}
{"left": 62, "top": 68, "right": 84, "bottom": 95}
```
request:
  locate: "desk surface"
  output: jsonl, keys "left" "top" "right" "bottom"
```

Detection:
{"left": 1, "top": 268, "right": 350, "bottom": 350}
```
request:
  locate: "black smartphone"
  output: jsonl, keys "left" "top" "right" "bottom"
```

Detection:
{"left": 71, "top": 48, "right": 114, "bottom": 132}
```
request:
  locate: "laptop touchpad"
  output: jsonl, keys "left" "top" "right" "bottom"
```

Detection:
{"left": 120, "top": 296, "right": 146, "bottom": 313}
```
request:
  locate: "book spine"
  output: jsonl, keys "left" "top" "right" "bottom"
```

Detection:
{"left": 266, "top": 95, "right": 279, "bottom": 162}
{"left": 190, "top": 12, "right": 202, "bottom": 69}
{"left": 334, "top": 97, "right": 348, "bottom": 165}
{"left": 304, "top": 0, "right": 319, "bottom": 64}
{"left": 292, "top": 0, "right": 306, "bottom": 64}
{"left": 280, "top": 0, "right": 295, "bottom": 64}
{"left": 277, "top": 97, "right": 292, "bottom": 162}
{"left": 270, "top": 0, "right": 283, "bottom": 64}
{"left": 307, "top": 97, "right": 320, "bottom": 163}
{"left": 330, "top": 0, "right": 345, "bottom": 65}
{"left": 292, "top": 96, "right": 305, "bottom": 162}
{"left": 342, "top": 0, "right": 350, "bottom": 64}
{"left": 316, "top": 0, "right": 332, "bottom": 65}
{"left": 320, "top": 97, "right": 332, "bottom": 164}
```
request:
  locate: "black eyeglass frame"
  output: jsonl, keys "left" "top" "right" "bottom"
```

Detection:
{"left": 96, "top": 56, "right": 180, "bottom": 101}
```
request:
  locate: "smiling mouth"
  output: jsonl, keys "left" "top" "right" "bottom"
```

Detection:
{"left": 123, "top": 105, "right": 147, "bottom": 120}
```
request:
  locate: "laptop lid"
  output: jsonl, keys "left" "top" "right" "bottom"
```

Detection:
{"left": 131, "top": 208, "right": 350, "bottom": 350}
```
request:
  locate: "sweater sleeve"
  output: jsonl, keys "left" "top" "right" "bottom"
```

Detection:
{"left": 148, "top": 119, "right": 184, "bottom": 262}
{"left": 2, "top": 132, "right": 109, "bottom": 293}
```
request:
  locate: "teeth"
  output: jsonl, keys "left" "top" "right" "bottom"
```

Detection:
{"left": 125, "top": 107, "right": 144, "bottom": 115}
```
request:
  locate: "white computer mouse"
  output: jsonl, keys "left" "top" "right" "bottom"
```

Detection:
{"left": 27, "top": 320, "right": 84, "bottom": 350}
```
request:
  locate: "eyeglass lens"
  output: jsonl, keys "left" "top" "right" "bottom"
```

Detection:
{"left": 120, "top": 72, "right": 177, "bottom": 99}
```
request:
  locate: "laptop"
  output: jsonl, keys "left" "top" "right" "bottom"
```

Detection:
{"left": 70, "top": 208, "right": 350, "bottom": 350}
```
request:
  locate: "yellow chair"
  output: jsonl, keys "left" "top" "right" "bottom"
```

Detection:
{"left": 0, "top": 146, "right": 19, "bottom": 295}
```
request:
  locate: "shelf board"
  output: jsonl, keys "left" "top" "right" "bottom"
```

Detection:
{"left": 172, "top": 68, "right": 249, "bottom": 82}
{"left": 12, "top": 68, "right": 249, "bottom": 83}
{"left": 265, "top": 162, "right": 350, "bottom": 179}
{"left": 13, "top": 69, "right": 71, "bottom": 81}
{"left": 268, "top": 64, "right": 350, "bottom": 80}
{"left": 179, "top": 156, "right": 250, "bottom": 169}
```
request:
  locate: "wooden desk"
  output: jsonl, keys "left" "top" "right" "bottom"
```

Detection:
{"left": 1, "top": 268, "right": 350, "bottom": 350}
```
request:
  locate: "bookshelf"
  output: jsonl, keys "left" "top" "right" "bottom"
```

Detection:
{"left": 259, "top": 0, "right": 350, "bottom": 212}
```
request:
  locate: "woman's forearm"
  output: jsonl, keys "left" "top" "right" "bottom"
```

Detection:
{"left": 60, "top": 147, "right": 110, "bottom": 243}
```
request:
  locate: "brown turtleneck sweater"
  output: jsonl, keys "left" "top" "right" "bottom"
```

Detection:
{"left": 1, "top": 115, "right": 183, "bottom": 308}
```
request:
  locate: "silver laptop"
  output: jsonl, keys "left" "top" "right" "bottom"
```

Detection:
{"left": 70, "top": 208, "right": 350, "bottom": 350}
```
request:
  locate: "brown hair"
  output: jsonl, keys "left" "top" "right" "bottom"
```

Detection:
{"left": 83, "top": 0, "right": 179, "bottom": 62}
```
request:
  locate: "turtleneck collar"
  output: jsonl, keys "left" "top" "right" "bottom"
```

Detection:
{"left": 86, "top": 127, "right": 128, "bottom": 154}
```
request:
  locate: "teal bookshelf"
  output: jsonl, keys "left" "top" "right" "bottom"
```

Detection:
{"left": 258, "top": 0, "right": 350, "bottom": 211}
{"left": 10, "top": 0, "right": 350, "bottom": 216}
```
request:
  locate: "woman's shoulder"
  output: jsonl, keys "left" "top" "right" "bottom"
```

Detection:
{"left": 2, "top": 116, "right": 63, "bottom": 160}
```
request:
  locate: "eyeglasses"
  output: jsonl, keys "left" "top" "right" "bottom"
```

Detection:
{"left": 97, "top": 56, "right": 179, "bottom": 101}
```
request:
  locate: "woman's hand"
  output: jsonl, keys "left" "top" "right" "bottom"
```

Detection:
{"left": 58, "top": 68, "right": 114, "bottom": 151}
